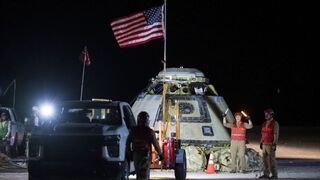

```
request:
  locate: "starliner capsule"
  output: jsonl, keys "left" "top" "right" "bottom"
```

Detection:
{"left": 131, "top": 67, "right": 234, "bottom": 147}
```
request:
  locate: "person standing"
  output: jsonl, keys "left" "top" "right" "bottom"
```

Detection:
{"left": 0, "top": 112, "right": 11, "bottom": 154}
{"left": 223, "top": 111, "right": 253, "bottom": 173}
{"left": 31, "top": 106, "right": 41, "bottom": 127}
{"left": 259, "top": 108, "right": 279, "bottom": 179}
{"left": 126, "top": 111, "right": 163, "bottom": 180}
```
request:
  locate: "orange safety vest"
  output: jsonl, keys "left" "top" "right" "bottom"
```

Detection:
{"left": 261, "top": 120, "right": 275, "bottom": 143}
{"left": 231, "top": 122, "right": 246, "bottom": 141}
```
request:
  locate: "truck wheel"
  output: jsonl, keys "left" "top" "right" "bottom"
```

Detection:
{"left": 28, "top": 173, "right": 42, "bottom": 180}
{"left": 18, "top": 133, "right": 27, "bottom": 156}
{"left": 28, "top": 163, "right": 43, "bottom": 180}
{"left": 28, "top": 167, "right": 43, "bottom": 180}
{"left": 174, "top": 149, "right": 187, "bottom": 180}
{"left": 9, "top": 133, "right": 19, "bottom": 158}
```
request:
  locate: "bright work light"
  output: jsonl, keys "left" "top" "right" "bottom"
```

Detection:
{"left": 40, "top": 103, "right": 55, "bottom": 118}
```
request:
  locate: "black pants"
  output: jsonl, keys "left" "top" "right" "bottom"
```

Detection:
{"left": 0, "top": 140, "right": 10, "bottom": 155}
{"left": 133, "top": 150, "right": 151, "bottom": 180}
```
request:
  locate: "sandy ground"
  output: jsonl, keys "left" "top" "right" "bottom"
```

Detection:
{"left": 246, "top": 126, "right": 320, "bottom": 160}
{"left": 1, "top": 126, "right": 320, "bottom": 180}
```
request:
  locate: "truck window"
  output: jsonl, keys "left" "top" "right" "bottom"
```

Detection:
{"left": 61, "top": 107, "right": 121, "bottom": 125}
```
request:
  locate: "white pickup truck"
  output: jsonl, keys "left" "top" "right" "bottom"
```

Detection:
{"left": 27, "top": 100, "right": 136, "bottom": 180}
{"left": 0, "top": 106, "right": 26, "bottom": 157}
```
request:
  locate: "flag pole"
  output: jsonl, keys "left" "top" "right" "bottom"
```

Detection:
{"left": 163, "top": 0, "right": 167, "bottom": 73}
{"left": 160, "top": 0, "right": 167, "bottom": 147}
{"left": 80, "top": 59, "right": 86, "bottom": 101}
{"left": 3, "top": 79, "right": 16, "bottom": 108}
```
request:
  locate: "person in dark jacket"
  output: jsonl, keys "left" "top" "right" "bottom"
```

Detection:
{"left": 126, "top": 111, "right": 163, "bottom": 180}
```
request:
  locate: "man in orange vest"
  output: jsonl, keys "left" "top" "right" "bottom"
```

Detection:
{"left": 259, "top": 108, "right": 279, "bottom": 179}
{"left": 223, "top": 112, "right": 253, "bottom": 173}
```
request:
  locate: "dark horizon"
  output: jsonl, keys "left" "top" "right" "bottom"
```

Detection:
{"left": 1, "top": 1, "right": 317, "bottom": 125}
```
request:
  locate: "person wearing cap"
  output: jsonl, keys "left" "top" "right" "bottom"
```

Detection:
{"left": 126, "top": 111, "right": 163, "bottom": 180}
{"left": 259, "top": 108, "right": 279, "bottom": 179}
{"left": 223, "top": 111, "right": 253, "bottom": 173}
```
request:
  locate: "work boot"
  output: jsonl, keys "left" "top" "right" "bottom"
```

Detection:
{"left": 269, "top": 175, "right": 278, "bottom": 179}
{"left": 258, "top": 174, "right": 269, "bottom": 179}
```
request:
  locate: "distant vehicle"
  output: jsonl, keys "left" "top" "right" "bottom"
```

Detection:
{"left": 27, "top": 100, "right": 136, "bottom": 180}
{"left": 0, "top": 106, "right": 26, "bottom": 157}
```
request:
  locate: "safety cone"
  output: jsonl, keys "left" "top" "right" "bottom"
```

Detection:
{"left": 206, "top": 153, "right": 216, "bottom": 174}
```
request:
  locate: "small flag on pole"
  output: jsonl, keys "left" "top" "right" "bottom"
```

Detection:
{"left": 80, "top": 46, "right": 91, "bottom": 66}
{"left": 110, "top": 5, "right": 164, "bottom": 48}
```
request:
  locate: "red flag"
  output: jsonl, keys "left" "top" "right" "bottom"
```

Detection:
{"left": 110, "top": 5, "right": 164, "bottom": 48}
{"left": 80, "top": 46, "right": 91, "bottom": 66}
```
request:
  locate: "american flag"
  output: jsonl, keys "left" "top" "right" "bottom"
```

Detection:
{"left": 110, "top": 5, "right": 164, "bottom": 48}
{"left": 80, "top": 46, "right": 91, "bottom": 66}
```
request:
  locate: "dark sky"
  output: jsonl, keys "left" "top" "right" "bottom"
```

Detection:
{"left": 0, "top": 1, "right": 316, "bottom": 125}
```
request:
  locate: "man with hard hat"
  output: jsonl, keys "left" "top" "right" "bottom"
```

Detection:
{"left": 223, "top": 111, "right": 253, "bottom": 173}
{"left": 259, "top": 108, "right": 279, "bottom": 179}
{"left": 126, "top": 111, "right": 163, "bottom": 180}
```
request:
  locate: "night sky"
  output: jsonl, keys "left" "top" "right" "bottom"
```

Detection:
{"left": 0, "top": 1, "right": 316, "bottom": 125}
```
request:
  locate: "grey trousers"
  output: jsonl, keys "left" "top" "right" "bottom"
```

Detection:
{"left": 230, "top": 140, "right": 247, "bottom": 171}
{"left": 262, "top": 144, "right": 278, "bottom": 177}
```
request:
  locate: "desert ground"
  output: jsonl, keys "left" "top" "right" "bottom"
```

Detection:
{"left": 1, "top": 126, "right": 320, "bottom": 179}
{"left": 246, "top": 126, "right": 320, "bottom": 160}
